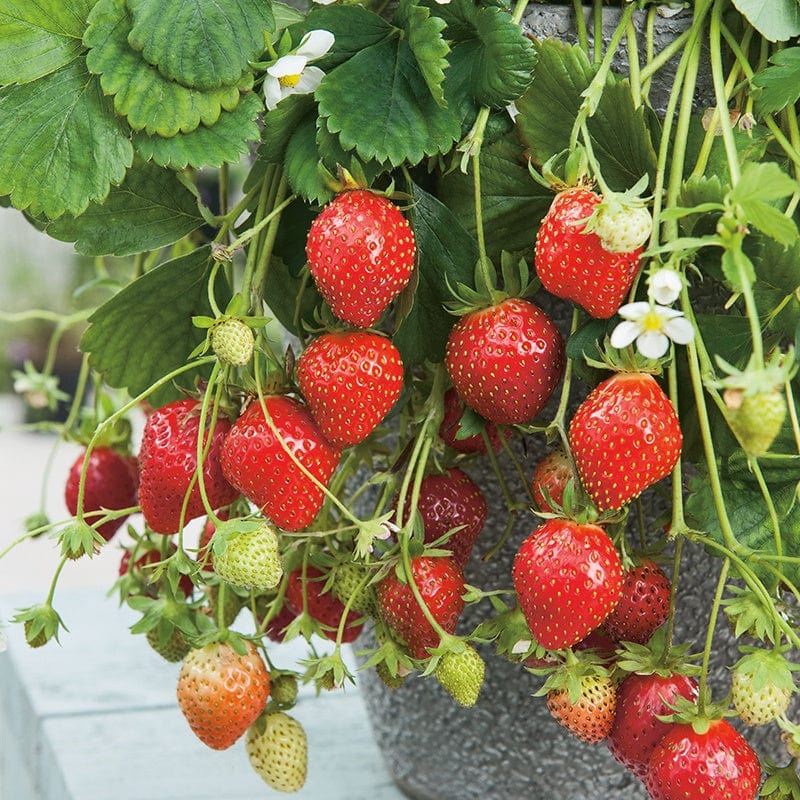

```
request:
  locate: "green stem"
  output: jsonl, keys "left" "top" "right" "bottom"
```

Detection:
{"left": 625, "top": 15, "right": 641, "bottom": 108}
{"left": 660, "top": 536, "right": 683, "bottom": 661}
{"left": 751, "top": 459, "right": 783, "bottom": 579}
{"left": 572, "top": 0, "right": 589, "bottom": 56}
{"left": 592, "top": 0, "right": 603, "bottom": 66}
{"left": 697, "top": 557, "right": 730, "bottom": 714}
{"left": 228, "top": 188, "right": 295, "bottom": 256}
{"left": 251, "top": 175, "right": 290, "bottom": 304}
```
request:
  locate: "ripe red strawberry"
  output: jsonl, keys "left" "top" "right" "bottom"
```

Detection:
{"left": 284, "top": 565, "right": 364, "bottom": 643}
{"left": 645, "top": 719, "right": 761, "bottom": 800}
{"left": 530, "top": 448, "right": 573, "bottom": 513}
{"left": 534, "top": 187, "right": 643, "bottom": 319}
{"left": 305, "top": 189, "right": 416, "bottom": 327}
{"left": 512, "top": 518, "right": 623, "bottom": 650}
{"left": 438, "top": 388, "right": 505, "bottom": 453}
{"left": 602, "top": 559, "right": 671, "bottom": 644}
{"left": 220, "top": 396, "right": 340, "bottom": 531}
{"left": 568, "top": 372, "right": 682, "bottom": 512}
{"left": 444, "top": 298, "right": 565, "bottom": 425}
{"left": 64, "top": 447, "right": 139, "bottom": 541}
{"left": 176, "top": 640, "right": 270, "bottom": 750}
{"left": 405, "top": 467, "right": 488, "bottom": 567}
{"left": 376, "top": 555, "right": 466, "bottom": 659}
{"left": 607, "top": 672, "right": 699, "bottom": 780}
{"left": 297, "top": 330, "right": 404, "bottom": 448}
{"left": 138, "top": 399, "right": 238, "bottom": 535}
{"left": 546, "top": 673, "right": 617, "bottom": 743}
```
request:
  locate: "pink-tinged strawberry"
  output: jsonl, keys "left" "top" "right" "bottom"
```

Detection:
{"left": 645, "top": 719, "right": 761, "bottom": 800}
{"left": 306, "top": 189, "right": 416, "bottom": 328}
{"left": 376, "top": 555, "right": 466, "bottom": 659}
{"left": 530, "top": 448, "right": 573, "bottom": 513}
{"left": 220, "top": 396, "right": 340, "bottom": 531}
{"left": 64, "top": 447, "right": 139, "bottom": 541}
{"left": 176, "top": 640, "right": 270, "bottom": 750}
{"left": 438, "top": 388, "right": 506, "bottom": 454}
{"left": 445, "top": 297, "right": 565, "bottom": 425}
{"left": 512, "top": 518, "right": 623, "bottom": 650}
{"left": 568, "top": 372, "right": 682, "bottom": 512}
{"left": 534, "top": 187, "right": 643, "bottom": 319}
{"left": 284, "top": 565, "right": 364, "bottom": 643}
{"left": 138, "top": 399, "right": 238, "bottom": 535}
{"left": 404, "top": 467, "right": 488, "bottom": 567}
{"left": 607, "top": 672, "right": 699, "bottom": 780}
{"left": 602, "top": 559, "right": 671, "bottom": 645}
{"left": 297, "top": 330, "right": 404, "bottom": 448}
{"left": 546, "top": 673, "right": 617, "bottom": 743}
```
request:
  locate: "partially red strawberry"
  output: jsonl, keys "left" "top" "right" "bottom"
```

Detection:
{"left": 568, "top": 372, "right": 682, "bottom": 512}
{"left": 220, "top": 396, "right": 340, "bottom": 531}
{"left": 512, "top": 518, "right": 623, "bottom": 650}
{"left": 64, "top": 447, "right": 139, "bottom": 541}
{"left": 438, "top": 388, "right": 505, "bottom": 453}
{"left": 530, "top": 448, "right": 573, "bottom": 513}
{"left": 138, "top": 399, "right": 238, "bottom": 535}
{"left": 404, "top": 467, "right": 488, "bottom": 567}
{"left": 376, "top": 555, "right": 466, "bottom": 659}
{"left": 607, "top": 672, "right": 699, "bottom": 780}
{"left": 444, "top": 297, "right": 564, "bottom": 425}
{"left": 534, "top": 187, "right": 643, "bottom": 319}
{"left": 645, "top": 719, "right": 761, "bottom": 800}
{"left": 546, "top": 673, "right": 617, "bottom": 743}
{"left": 306, "top": 189, "right": 416, "bottom": 328}
{"left": 284, "top": 565, "right": 364, "bottom": 643}
{"left": 176, "top": 640, "right": 270, "bottom": 750}
{"left": 297, "top": 330, "right": 404, "bottom": 448}
{"left": 602, "top": 559, "right": 671, "bottom": 645}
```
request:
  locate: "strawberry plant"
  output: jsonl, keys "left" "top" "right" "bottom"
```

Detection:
{"left": 2, "top": 0, "right": 800, "bottom": 797}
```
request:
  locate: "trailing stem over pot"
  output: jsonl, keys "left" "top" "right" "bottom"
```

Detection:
{"left": 1, "top": 0, "right": 800, "bottom": 797}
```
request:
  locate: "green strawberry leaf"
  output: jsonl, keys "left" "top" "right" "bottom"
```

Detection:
{"left": 273, "top": 1, "right": 304, "bottom": 31}
{"left": 126, "top": 0, "right": 274, "bottom": 90}
{"left": 283, "top": 111, "right": 331, "bottom": 206}
{"left": 84, "top": 0, "right": 242, "bottom": 137}
{"left": 45, "top": 161, "right": 204, "bottom": 256}
{"left": 730, "top": 161, "right": 799, "bottom": 205}
{"left": 729, "top": 0, "right": 800, "bottom": 42}
{"left": 132, "top": 91, "right": 263, "bottom": 169}
{"left": 393, "top": 183, "right": 478, "bottom": 365}
{"left": 260, "top": 93, "right": 317, "bottom": 165}
{"left": 752, "top": 47, "right": 800, "bottom": 114}
{"left": 263, "top": 256, "right": 323, "bottom": 337}
{"left": 752, "top": 236, "right": 800, "bottom": 340}
{"left": 0, "top": 0, "right": 95, "bottom": 84}
{"left": 317, "top": 35, "right": 461, "bottom": 167}
{"left": 81, "top": 247, "right": 230, "bottom": 406}
{"left": 516, "top": 39, "right": 657, "bottom": 191}
{"left": 0, "top": 59, "right": 132, "bottom": 218}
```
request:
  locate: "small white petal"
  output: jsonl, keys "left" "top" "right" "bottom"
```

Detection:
{"left": 512, "top": 639, "right": 532, "bottom": 655}
{"left": 268, "top": 54, "right": 307, "bottom": 78}
{"left": 506, "top": 102, "right": 519, "bottom": 121}
{"left": 648, "top": 269, "right": 683, "bottom": 305}
{"left": 636, "top": 331, "right": 670, "bottom": 359}
{"left": 617, "top": 301, "right": 651, "bottom": 321}
{"left": 663, "top": 316, "right": 695, "bottom": 344}
{"left": 294, "top": 66, "right": 325, "bottom": 94}
{"left": 313, "top": 0, "right": 337, "bottom": 5}
{"left": 263, "top": 76, "right": 283, "bottom": 110}
{"left": 433, "top": 0, "right": 452, "bottom": 4}
{"left": 610, "top": 320, "right": 641, "bottom": 349}
{"left": 296, "top": 29, "right": 335, "bottom": 60}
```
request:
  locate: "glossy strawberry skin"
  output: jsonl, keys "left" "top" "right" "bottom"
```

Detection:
{"left": 568, "top": 372, "right": 682, "bottom": 512}
{"left": 297, "top": 330, "right": 404, "bottom": 448}
{"left": 438, "top": 388, "right": 506, "bottom": 454}
{"left": 602, "top": 560, "right": 671, "bottom": 645}
{"left": 220, "top": 396, "right": 340, "bottom": 532}
{"left": 534, "top": 187, "right": 642, "bottom": 319}
{"left": 376, "top": 556, "right": 466, "bottom": 659}
{"left": 305, "top": 189, "right": 416, "bottom": 328}
{"left": 445, "top": 298, "right": 565, "bottom": 426}
{"left": 411, "top": 467, "right": 488, "bottom": 567}
{"left": 547, "top": 674, "right": 617, "bottom": 743}
{"left": 64, "top": 447, "right": 139, "bottom": 541}
{"left": 138, "top": 400, "right": 238, "bottom": 535}
{"left": 645, "top": 719, "right": 761, "bottom": 800}
{"left": 512, "top": 518, "right": 623, "bottom": 651}
{"left": 530, "top": 448, "right": 573, "bottom": 513}
{"left": 607, "top": 672, "right": 699, "bottom": 781}
{"left": 284, "top": 565, "right": 363, "bottom": 643}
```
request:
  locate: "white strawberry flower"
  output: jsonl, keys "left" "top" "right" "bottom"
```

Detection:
{"left": 263, "top": 30, "right": 335, "bottom": 111}
{"left": 647, "top": 269, "right": 683, "bottom": 305}
{"left": 610, "top": 301, "right": 694, "bottom": 359}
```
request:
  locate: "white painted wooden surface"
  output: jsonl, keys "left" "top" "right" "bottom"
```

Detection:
{"left": 0, "top": 588, "right": 407, "bottom": 800}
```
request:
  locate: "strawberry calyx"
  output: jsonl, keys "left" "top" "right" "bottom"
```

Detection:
{"left": 654, "top": 690, "right": 732, "bottom": 734}
{"left": 528, "top": 145, "right": 593, "bottom": 193}
{"left": 531, "top": 648, "right": 613, "bottom": 703}
{"left": 615, "top": 633, "right": 701, "bottom": 680}
{"left": 760, "top": 757, "right": 800, "bottom": 800}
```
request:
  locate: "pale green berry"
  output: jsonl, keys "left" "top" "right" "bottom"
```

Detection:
{"left": 210, "top": 317, "right": 255, "bottom": 366}
{"left": 594, "top": 204, "right": 652, "bottom": 254}
{"left": 214, "top": 523, "right": 283, "bottom": 592}
{"left": 434, "top": 644, "right": 485, "bottom": 707}
{"left": 725, "top": 389, "right": 786, "bottom": 457}
{"left": 246, "top": 712, "right": 308, "bottom": 793}
{"left": 270, "top": 674, "right": 299, "bottom": 707}
{"left": 332, "top": 562, "right": 378, "bottom": 617}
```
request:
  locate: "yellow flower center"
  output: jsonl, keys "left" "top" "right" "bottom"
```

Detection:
{"left": 279, "top": 73, "right": 301, "bottom": 88}
{"left": 641, "top": 310, "right": 665, "bottom": 332}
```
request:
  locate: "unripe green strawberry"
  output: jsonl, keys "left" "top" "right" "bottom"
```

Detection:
{"left": 210, "top": 317, "right": 255, "bottom": 366}
{"left": 213, "top": 523, "right": 283, "bottom": 592}
{"left": 146, "top": 626, "right": 190, "bottom": 663}
{"left": 592, "top": 203, "right": 652, "bottom": 254}
{"left": 24, "top": 619, "right": 49, "bottom": 648}
{"left": 246, "top": 711, "right": 308, "bottom": 793}
{"left": 731, "top": 649, "right": 795, "bottom": 725}
{"left": 332, "top": 562, "right": 377, "bottom": 617}
{"left": 269, "top": 674, "right": 299, "bottom": 707}
{"left": 375, "top": 660, "right": 408, "bottom": 690}
{"left": 435, "top": 644, "right": 485, "bottom": 707}
{"left": 724, "top": 388, "right": 786, "bottom": 457}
